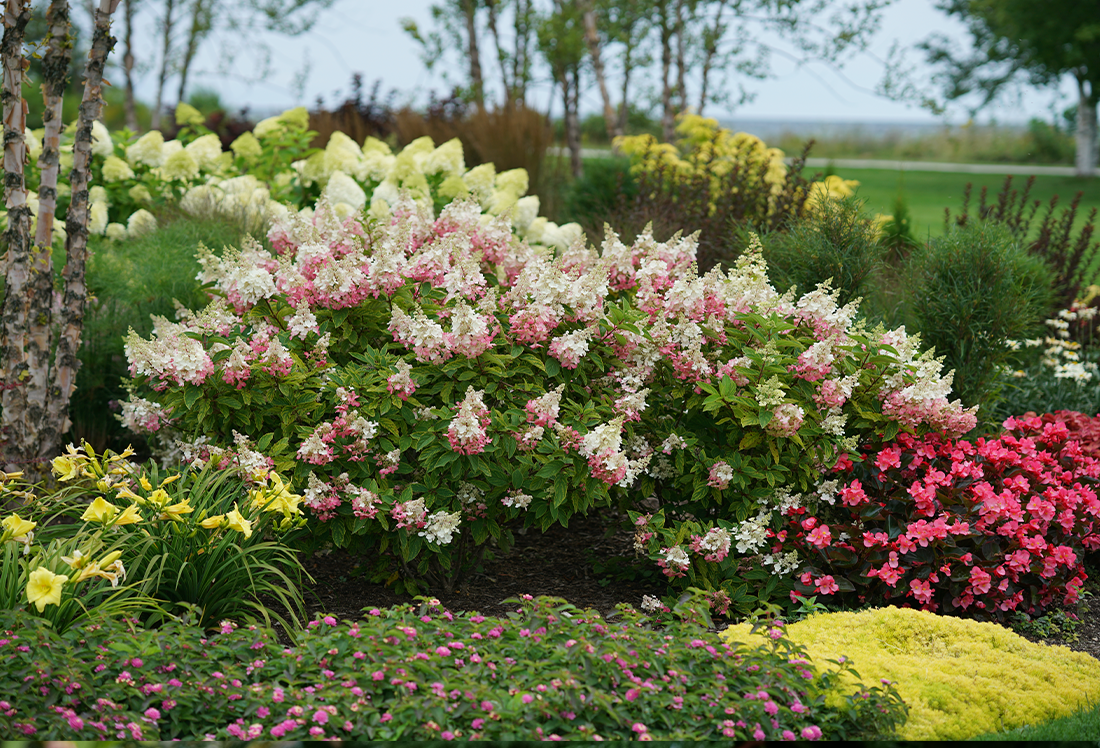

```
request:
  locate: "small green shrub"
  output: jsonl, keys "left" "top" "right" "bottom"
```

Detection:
{"left": 879, "top": 194, "right": 920, "bottom": 265}
{"left": 561, "top": 155, "right": 636, "bottom": 232}
{"left": 755, "top": 196, "right": 883, "bottom": 310}
{"left": 904, "top": 220, "right": 1055, "bottom": 420}
{"left": 0, "top": 594, "right": 906, "bottom": 740}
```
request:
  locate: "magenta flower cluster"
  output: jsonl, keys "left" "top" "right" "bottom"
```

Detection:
{"left": 0, "top": 597, "right": 904, "bottom": 741}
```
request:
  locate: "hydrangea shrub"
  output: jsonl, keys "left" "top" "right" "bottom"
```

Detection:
{"left": 3, "top": 103, "right": 582, "bottom": 253}
{"left": 121, "top": 193, "right": 976, "bottom": 598}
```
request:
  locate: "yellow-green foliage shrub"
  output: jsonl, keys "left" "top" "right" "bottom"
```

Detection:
{"left": 616, "top": 113, "right": 788, "bottom": 210}
{"left": 721, "top": 606, "right": 1100, "bottom": 740}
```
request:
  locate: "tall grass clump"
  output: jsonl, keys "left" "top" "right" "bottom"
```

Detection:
{"left": 73, "top": 213, "right": 251, "bottom": 452}
{"left": 904, "top": 221, "right": 1055, "bottom": 423}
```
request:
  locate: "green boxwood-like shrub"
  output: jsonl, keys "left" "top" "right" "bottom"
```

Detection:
{"left": 754, "top": 195, "right": 884, "bottom": 310}
{"left": 904, "top": 220, "right": 1056, "bottom": 420}
{"left": 0, "top": 595, "right": 905, "bottom": 741}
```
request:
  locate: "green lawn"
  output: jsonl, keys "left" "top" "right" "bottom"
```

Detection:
{"left": 829, "top": 167, "right": 1100, "bottom": 245}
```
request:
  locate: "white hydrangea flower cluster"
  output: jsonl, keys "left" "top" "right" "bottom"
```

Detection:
{"left": 733, "top": 511, "right": 772, "bottom": 554}
{"left": 419, "top": 510, "right": 461, "bottom": 545}
{"left": 761, "top": 550, "right": 801, "bottom": 576}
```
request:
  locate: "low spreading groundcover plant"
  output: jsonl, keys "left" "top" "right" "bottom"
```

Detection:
{"left": 0, "top": 595, "right": 905, "bottom": 740}
{"left": 721, "top": 605, "right": 1100, "bottom": 740}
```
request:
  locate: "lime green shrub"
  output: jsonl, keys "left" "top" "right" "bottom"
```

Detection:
{"left": 721, "top": 606, "right": 1100, "bottom": 740}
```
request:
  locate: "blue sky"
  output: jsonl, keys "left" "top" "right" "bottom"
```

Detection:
{"left": 149, "top": 0, "right": 1075, "bottom": 125}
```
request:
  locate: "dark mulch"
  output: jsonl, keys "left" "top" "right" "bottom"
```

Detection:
{"left": 281, "top": 512, "right": 1100, "bottom": 663}
{"left": 293, "top": 511, "right": 659, "bottom": 623}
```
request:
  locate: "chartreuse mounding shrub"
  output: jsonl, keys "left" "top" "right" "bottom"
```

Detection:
{"left": 119, "top": 185, "right": 977, "bottom": 611}
{"left": 0, "top": 595, "right": 905, "bottom": 740}
{"left": 722, "top": 606, "right": 1100, "bottom": 740}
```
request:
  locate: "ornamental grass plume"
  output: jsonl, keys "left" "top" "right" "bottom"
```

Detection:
{"left": 721, "top": 606, "right": 1100, "bottom": 740}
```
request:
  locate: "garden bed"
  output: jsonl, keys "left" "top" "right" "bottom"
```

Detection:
{"left": 284, "top": 512, "right": 1100, "bottom": 662}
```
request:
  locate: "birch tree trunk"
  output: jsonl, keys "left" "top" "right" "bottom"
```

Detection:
{"left": 176, "top": 0, "right": 212, "bottom": 104}
{"left": 47, "top": 0, "right": 119, "bottom": 455}
{"left": 657, "top": 0, "right": 676, "bottom": 142}
{"left": 461, "top": 0, "right": 484, "bottom": 110}
{"left": 563, "top": 65, "right": 582, "bottom": 178}
{"left": 1075, "top": 75, "right": 1097, "bottom": 178}
{"left": 673, "top": 0, "right": 687, "bottom": 116}
{"left": 484, "top": 0, "right": 510, "bottom": 107}
{"left": 150, "top": 0, "right": 176, "bottom": 130}
{"left": 122, "top": 0, "right": 138, "bottom": 130}
{"left": 581, "top": 0, "right": 620, "bottom": 143}
{"left": 511, "top": 0, "right": 533, "bottom": 105}
{"left": 35, "top": 0, "right": 73, "bottom": 251}
{"left": 697, "top": 0, "right": 727, "bottom": 114}
{"left": 0, "top": 0, "right": 35, "bottom": 474}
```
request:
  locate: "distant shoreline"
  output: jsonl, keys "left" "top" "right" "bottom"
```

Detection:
{"left": 718, "top": 118, "right": 1031, "bottom": 141}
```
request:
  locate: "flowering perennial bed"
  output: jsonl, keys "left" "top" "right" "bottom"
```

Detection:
{"left": 0, "top": 596, "right": 904, "bottom": 741}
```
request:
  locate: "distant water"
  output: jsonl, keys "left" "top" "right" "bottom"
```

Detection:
{"left": 719, "top": 118, "right": 1029, "bottom": 141}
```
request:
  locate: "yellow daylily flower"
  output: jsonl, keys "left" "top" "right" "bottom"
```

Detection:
{"left": 224, "top": 504, "right": 252, "bottom": 539}
{"left": 1, "top": 513, "right": 36, "bottom": 542}
{"left": 200, "top": 514, "right": 225, "bottom": 529}
{"left": 145, "top": 489, "right": 172, "bottom": 508}
{"left": 249, "top": 473, "right": 303, "bottom": 516}
{"left": 159, "top": 498, "right": 193, "bottom": 521}
{"left": 115, "top": 485, "right": 143, "bottom": 503}
{"left": 81, "top": 497, "right": 120, "bottom": 523}
{"left": 113, "top": 504, "right": 143, "bottom": 526}
{"left": 26, "top": 567, "right": 68, "bottom": 612}
{"left": 139, "top": 474, "right": 153, "bottom": 491}
{"left": 52, "top": 455, "right": 81, "bottom": 481}
{"left": 159, "top": 474, "right": 181, "bottom": 488}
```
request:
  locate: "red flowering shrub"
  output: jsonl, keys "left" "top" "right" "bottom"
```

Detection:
{"left": 1017, "top": 410, "right": 1100, "bottom": 460}
{"left": 777, "top": 415, "right": 1100, "bottom": 622}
